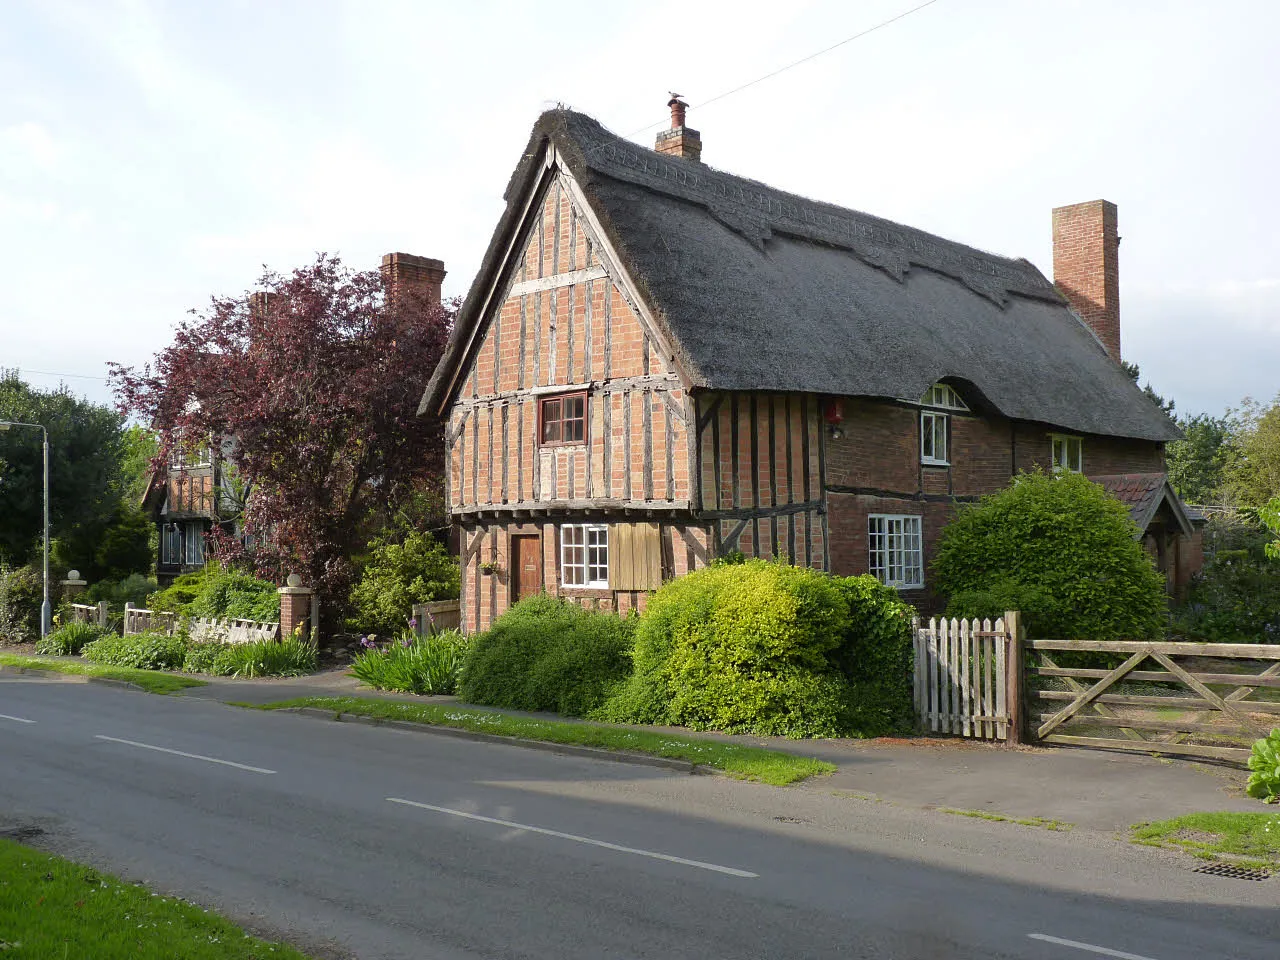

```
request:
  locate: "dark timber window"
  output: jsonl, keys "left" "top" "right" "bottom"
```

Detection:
{"left": 539, "top": 392, "right": 586, "bottom": 445}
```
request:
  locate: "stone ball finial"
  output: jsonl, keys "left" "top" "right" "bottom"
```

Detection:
{"left": 67, "top": 570, "right": 80, "bottom": 581}
{"left": 286, "top": 573, "right": 303, "bottom": 588}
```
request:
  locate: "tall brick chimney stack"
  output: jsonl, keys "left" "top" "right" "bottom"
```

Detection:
{"left": 1052, "top": 200, "right": 1120, "bottom": 361}
{"left": 655, "top": 94, "right": 702, "bottom": 162}
{"left": 381, "top": 252, "right": 446, "bottom": 308}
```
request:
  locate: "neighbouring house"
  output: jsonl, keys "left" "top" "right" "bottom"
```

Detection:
{"left": 418, "top": 100, "right": 1193, "bottom": 634}
{"left": 142, "top": 251, "right": 446, "bottom": 585}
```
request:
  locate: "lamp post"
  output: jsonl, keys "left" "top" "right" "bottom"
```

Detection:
{"left": 0, "top": 420, "right": 50, "bottom": 638}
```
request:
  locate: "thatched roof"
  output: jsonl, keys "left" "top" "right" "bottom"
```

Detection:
{"left": 422, "top": 109, "right": 1180, "bottom": 442}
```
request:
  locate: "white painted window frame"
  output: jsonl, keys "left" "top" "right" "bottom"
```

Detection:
{"left": 183, "top": 521, "right": 205, "bottom": 566}
{"left": 1050, "top": 434, "right": 1084, "bottom": 473}
{"left": 921, "top": 411, "right": 949, "bottom": 466}
{"left": 868, "top": 514, "right": 924, "bottom": 589}
{"left": 921, "top": 383, "right": 969, "bottom": 411}
{"left": 560, "top": 523, "right": 609, "bottom": 588}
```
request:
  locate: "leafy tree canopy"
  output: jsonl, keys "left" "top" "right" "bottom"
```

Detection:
{"left": 1221, "top": 395, "right": 1280, "bottom": 509}
{"left": 1167, "top": 412, "right": 1232, "bottom": 504}
{"left": 933, "top": 470, "right": 1167, "bottom": 640}
{"left": 110, "top": 254, "right": 454, "bottom": 616}
{"left": 1121, "top": 360, "right": 1175, "bottom": 417}
{"left": 0, "top": 370, "right": 129, "bottom": 571}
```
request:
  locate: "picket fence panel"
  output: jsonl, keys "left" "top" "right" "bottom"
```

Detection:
{"left": 914, "top": 617, "right": 1009, "bottom": 740}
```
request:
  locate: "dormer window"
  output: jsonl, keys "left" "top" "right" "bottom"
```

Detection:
{"left": 921, "top": 383, "right": 969, "bottom": 411}
{"left": 1051, "top": 434, "right": 1083, "bottom": 473}
{"left": 919, "top": 383, "right": 966, "bottom": 466}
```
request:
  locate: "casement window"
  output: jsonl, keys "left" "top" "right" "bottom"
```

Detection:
{"left": 868, "top": 514, "right": 924, "bottom": 589}
{"left": 184, "top": 521, "right": 206, "bottom": 565}
{"left": 921, "top": 383, "right": 969, "bottom": 411}
{"left": 160, "top": 520, "right": 205, "bottom": 566}
{"left": 169, "top": 443, "right": 212, "bottom": 469}
{"left": 539, "top": 392, "right": 586, "bottom": 446}
{"left": 561, "top": 524, "right": 609, "bottom": 588}
{"left": 1050, "top": 434, "right": 1083, "bottom": 473}
{"left": 920, "top": 411, "right": 948, "bottom": 465}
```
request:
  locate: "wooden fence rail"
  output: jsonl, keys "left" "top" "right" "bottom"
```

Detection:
{"left": 1024, "top": 639, "right": 1280, "bottom": 764}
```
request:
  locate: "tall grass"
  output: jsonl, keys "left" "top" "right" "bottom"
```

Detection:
{"left": 216, "top": 632, "right": 318, "bottom": 678}
{"left": 351, "top": 629, "right": 467, "bottom": 695}
{"left": 36, "top": 620, "right": 107, "bottom": 656}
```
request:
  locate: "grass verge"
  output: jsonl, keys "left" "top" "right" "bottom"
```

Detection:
{"left": 251, "top": 696, "right": 836, "bottom": 786}
{"left": 938, "top": 807, "right": 1073, "bottom": 832}
{"left": 0, "top": 653, "right": 205, "bottom": 695}
{"left": 0, "top": 836, "right": 310, "bottom": 958}
{"left": 1131, "top": 812, "right": 1280, "bottom": 870}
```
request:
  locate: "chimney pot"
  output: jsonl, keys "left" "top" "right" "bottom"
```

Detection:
{"left": 656, "top": 93, "right": 702, "bottom": 162}
{"left": 1052, "top": 200, "right": 1121, "bottom": 361}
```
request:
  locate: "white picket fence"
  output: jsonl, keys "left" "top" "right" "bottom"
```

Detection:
{"left": 914, "top": 616, "right": 1011, "bottom": 740}
{"left": 122, "top": 603, "right": 278, "bottom": 644}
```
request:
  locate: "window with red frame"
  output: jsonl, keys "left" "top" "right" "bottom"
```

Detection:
{"left": 540, "top": 393, "right": 586, "bottom": 445}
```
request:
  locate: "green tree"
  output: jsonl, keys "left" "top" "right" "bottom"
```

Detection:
{"left": 932, "top": 470, "right": 1167, "bottom": 640}
{"left": 1121, "top": 360, "right": 1175, "bottom": 417}
{"left": 1221, "top": 396, "right": 1280, "bottom": 509}
{"left": 0, "top": 371, "right": 126, "bottom": 569}
{"left": 346, "top": 530, "right": 460, "bottom": 636}
{"left": 1167, "top": 413, "right": 1231, "bottom": 504}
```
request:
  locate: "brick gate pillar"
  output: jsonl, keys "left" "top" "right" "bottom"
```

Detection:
{"left": 278, "top": 574, "right": 313, "bottom": 640}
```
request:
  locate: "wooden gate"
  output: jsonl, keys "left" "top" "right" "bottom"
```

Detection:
{"left": 914, "top": 615, "right": 1020, "bottom": 740}
{"left": 1026, "top": 640, "right": 1280, "bottom": 763}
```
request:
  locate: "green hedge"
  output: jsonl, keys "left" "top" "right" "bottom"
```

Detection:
{"left": 459, "top": 595, "right": 634, "bottom": 717}
{"left": 596, "top": 561, "right": 915, "bottom": 738}
{"left": 148, "top": 564, "right": 279, "bottom": 623}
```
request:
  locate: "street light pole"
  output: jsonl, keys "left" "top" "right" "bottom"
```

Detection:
{"left": 0, "top": 420, "right": 51, "bottom": 638}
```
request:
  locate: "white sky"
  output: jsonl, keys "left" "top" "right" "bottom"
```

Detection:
{"left": 2, "top": 0, "right": 1277, "bottom": 419}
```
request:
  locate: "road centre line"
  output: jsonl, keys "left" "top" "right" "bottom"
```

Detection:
{"left": 386, "top": 797, "right": 758, "bottom": 878}
{"left": 1028, "top": 933, "right": 1162, "bottom": 960}
{"left": 0, "top": 713, "right": 35, "bottom": 724}
{"left": 94, "top": 735, "right": 276, "bottom": 774}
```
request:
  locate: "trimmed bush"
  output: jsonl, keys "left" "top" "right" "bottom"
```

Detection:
{"left": 599, "top": 561, "right": 850, "bottom": 738}
{"left": 0, "top": 563, "right": 42, "bottom": 644}
{"left": 36, "top": 621, "right": 106, "bottom": 656}
{"left": 460, "top": 596, "right": 634, "bottom": 717}
{"left": 829, "top": 574, "right": 917, "bottom": 735}
{"left": 932, "top": 470, "right": 1167, "bottom": 641}
{"left": 81, "top": 631, "right": 186, "bottom": 671}
{"left": 351, "top": 629, "right": 468, "bottom": 695}
{"left": 148, "top": 564, "right": 279, "bottom": 622}
{"left": 85, "top": 573, "right": 157, "bottom": 611}
{"left": 944, "top": 580, "right": 1056, "bottom": 629}
{"left": 346, "top": 531, "right": 460, "bottom": 636}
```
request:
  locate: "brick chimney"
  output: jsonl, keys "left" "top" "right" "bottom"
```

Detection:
{"left": 1052, "top": 200, "right": 1120, "bottom": 361}
{"left": 655, "top": 94, "right": 702, "bottom": 162}
{"left": 381, "top": 252, "right": 446, "bottom": 308}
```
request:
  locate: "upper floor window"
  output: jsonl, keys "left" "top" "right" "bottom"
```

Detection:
{"left": 921, "top": 383, "right": 969, "bottom": 411}
{"left": 169, "top": 443, "right": 212, "bottom": 469}
{"left": 1051, "top": 434, "right": 1083, "bottom": 473}
{"left": 868, "top": 514, "right": 923, "bottom": 589}
{"left": 921, "top": 411, "right": 948, "bottom": 466}
{"left": 540, "top": 392, "right": 586, "bottom": 445}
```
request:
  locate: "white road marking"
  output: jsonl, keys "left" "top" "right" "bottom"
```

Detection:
{"left": 387, "top": 797, "right": 758, "bottom": 878}
{"left": 94, "top": 735, "right": 276, "bottom": 774}
{"left": 0, "top": 713, "right": 35, "bottom": 724}
{"left": 1028, "top": 933, "right": 1162, "bottom": 960}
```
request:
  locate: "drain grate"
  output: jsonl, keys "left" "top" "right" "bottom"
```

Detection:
{"left": 1193, "top": 862, "right": 1271, "bottom": 881}
{"left": 773, "top": 816, "right": 808, "bottom": 824}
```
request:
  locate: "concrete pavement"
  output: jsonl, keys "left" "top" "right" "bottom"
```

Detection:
{"left": 1, "top": 674, "right": 1276, "bottom": 959}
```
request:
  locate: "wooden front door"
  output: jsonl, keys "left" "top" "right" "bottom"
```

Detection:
{"left": 511, "top": 534, "right": 542, "bottom": 604}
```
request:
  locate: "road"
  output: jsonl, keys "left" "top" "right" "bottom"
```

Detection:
{"left": 0, "top": 675, "right": 1275, "bottom": 959}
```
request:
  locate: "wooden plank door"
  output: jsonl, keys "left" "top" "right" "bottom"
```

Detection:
{"left": 511, "top": 534, "right": 542, "bottom": 604}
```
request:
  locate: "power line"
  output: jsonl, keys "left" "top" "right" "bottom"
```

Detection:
{"left": 11, "top": 368, "right": 111, "bottom": 382}
{"left": 619, "top": 0, "right": 943, "bottom": 140}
